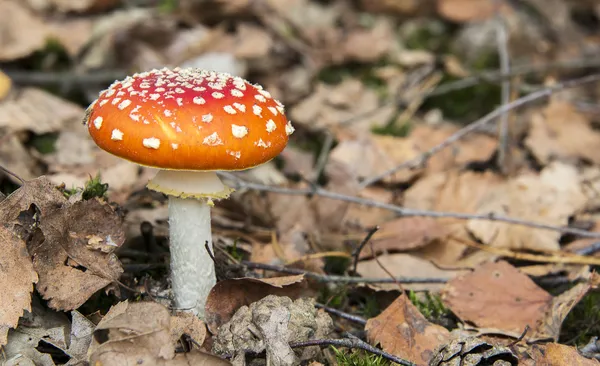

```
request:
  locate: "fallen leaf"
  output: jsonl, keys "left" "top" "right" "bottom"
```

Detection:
{"left": 526, "top": 99, "right": 600, "bottom": 165}
{"left": 67, "top": 311, "right": 96, "bottom": 362}
{"left": 365, "top": 294, "right": 450, "bottom": 365}
{"left": 437, "top": 0, "right": 499, "bottom": 22}
{"left": 0, "top": 227, "right": 38, "bottom": 345}
{"left": 170, "top": 311, "right": 207, "bottom": 347}
{"left": 3, "top": 330, "right": 56, "bottom": 366}
{"left": 404, "top": 170, "right": 503, "bottom": 266}
{"left": 342, "top": 21, "right": 394, "bottom": 63}
{"left": 366, "top": 293, "right": 450, "bottom": 364}
{"left": 363, "top": 217, "right": 448, "bottom": 258}
{"left": 213, "top": 295, "right": 333, "bottom": 365}
{"left": 290, "top": 79, "right": 394, "bottom": 134}
{"left": 88, "top": 301, "right": 174, "bottom": 363}
{"left": 532, "top": 272, "right": 600, "bottom": 340}
{"left": 467, "top": 162, "right": 586, "bottom": 251}
{"left": 30, "top": 199, "right": 124, "bottom": 310}
{"left": 205, "top": 275, "right": 306, "bottom": 334}
{"left": 0, "top": 134, "right": 40, "bottom": 182}
{"left": 0, "top": 87, "right": 84, "bottom": 134}
{"left": 534, "top": 343, "right": 600, "bottom": 365}
{"left": 0, "top": 1, "right": 48, "bottom": 61}
{"left": 441, "top": 261, "right": 552, "bottom": 334}
{"left": 357, "top": 254, "right": 466, "bottom": 291}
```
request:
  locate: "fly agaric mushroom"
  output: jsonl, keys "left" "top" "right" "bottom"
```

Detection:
{"left": 83, "top": 67, "right": 294, "bottom": 316}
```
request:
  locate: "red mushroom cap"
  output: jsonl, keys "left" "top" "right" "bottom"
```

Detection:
{"left": 84, "top": 67, "right": 294, "bottom": 171}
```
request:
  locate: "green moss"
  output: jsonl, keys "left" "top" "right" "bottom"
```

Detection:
{"left": 358, "top": 295, "right": 381, "bottom": 319}
{"left": 158, "top": 0, "right": 178, "bottom": 13}
{"left": 29, "top": 133, "right": 59, "bottom": 154}
{"left": 404, "top": 21, "right": 454, "bottom": 53}
{"left": 63, "top": 174, "right": 109, "bottom": 200}
{"left": 227, "top": 238, "right": 244, "bottom": 261}
{"left": 408, "top": 290, "right": 448, "bottom": 322}
{"left": 371, "top": 120, "right": 412, "bottom": 137}
{"left": 324, "top": 256, "right": 351, "bottom": 275}
{"left": 318, "top": 285, "right": 348, "bottom": 309}
{"left": 560, "top": 290, "right": 600, "bottom": 346}
{"left": 317, "top": 62, "right": 389, "bottom": 99}
{"left": 422, "top": 74, "right": 501, "bottom": 121}
{"left": 333, "top": 347, "right": 391, "bottom": 366}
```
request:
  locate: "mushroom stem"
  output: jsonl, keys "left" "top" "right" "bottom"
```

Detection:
{"left": 147, "top": 170, "right": 233, "bottom": 317}
{"left": 168, "top": 195, "right": 215, "bottom": 316}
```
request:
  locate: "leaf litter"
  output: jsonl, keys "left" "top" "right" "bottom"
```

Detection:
{"left": 4, "top": 0, "right": 600, "bottom": 364}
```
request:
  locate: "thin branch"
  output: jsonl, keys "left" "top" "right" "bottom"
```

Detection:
{"left": 290, "top": 338, "right": 415, "bottom": 366}
{"left": 220, "top": 173, "right": 600, "bottom": 239}
{"left": 351, "top": 226, "right": 379, "bottom": 274}
{"left": 426, "top": 57, "right": 600, "bottom": 99}
{"left": 5, "top": 70, "right": 127, "bottom": 86}
{"left": 0, "top": 164, "right": 25, "bottom": 186}
{"left": 314, "top": 303, "right": 367, "bottom": 325}
{"left": 494, "top": 1, "right": 512, "bottom": 174}
{"left": 358, "top": 73, "right": 600, "bottom": 188}
{"left": 240, "top": 261, "right": 448, "bottom": 284}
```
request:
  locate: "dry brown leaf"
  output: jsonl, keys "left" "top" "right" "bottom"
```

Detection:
{"left": 0, "top": 87, "right": 84, "bottom": 134}
{"left": 532, "top": 272, "right": 600, "bottom": 340}
{"left": 437, "top": 0, "right": 498, "bottom": 22}
{"left": 342, "top": 21, "right": 394, "bottom": 63}
{"left": 409, "top": 124, "right": 498, "bottom": 175}
{"left": 0, "top": 176, "right": 66, "bottom": 223}
{"left": 0, "top": 1, "right": 48, "bottom": 61}
{"left": 404, "top": 170, "right": 503, "bottom": 266}
{"left": 526, "top": 100, "right": 600, "bottom": 165}
{"left": 330, "top": 136, "right": 422, "bottom": 184}
{"left": 366, "top": 293, "right": 450, "bottom": 364}
{"left": 0, "top": 134, "right": 40, "bottom": 182}
{"left": 290, "top": 79, "right": 394, "bottom": 134}
{"left": 534, "top": 343, "right": 600, "bottom": 365}
{"left": 442, "top": 261, "right": 552, "bottom": 334}
{"left": 30, "top": 199, "right": 124, "bottom": 310}
{"left": 204, "top": 275, "right": 305, "bottom": 334}
{"left": 0, "top": 227, "right": 38, "bottom": 346}
{"left": 88, "top": 301, "right": 174, "bottom": 363}
{"left": 363, "top": 217, "right": 448, "bottom": 258}
{"left": 357, "top": 254, "right": 466, "bottom": 292}
{"left": 467, "top": 162, "right": 586, "bottom": 251}
{"left": 170, "top": 312, "right": 208, "bottom": 347}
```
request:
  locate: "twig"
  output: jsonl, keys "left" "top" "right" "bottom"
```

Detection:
{"left": 5, "top": 70, "right": 127, "bottom": 86}
{"left": 426, "top": 57, "right": 600, "bottom": 99}
{"left": 0, "top": 164, "right": 25, "bottom": 186}
{"left": 314, "top": 303, "right": 367, "bottom": 325}
{"left": 494, "top": 0, "right": 512, "bottom": 174}
{"left": 289, "top": 338, "right": 415, "bottom": 366}
{"left": 240, "top": 261, "right": 448, "bottom": 284}
{"left": 369, "top": 240, "right": 404, "bottom": 293}
{"left": 220, "top": 173, "right": 600, "bottom": 239}
{"left": 351, "top": 226, "right": 379, "bottom": 274}
{"left": 205, "top": 241, "right": 216, "bottom": 262}
{"left": 358, "top": 73, "right": 600, "bottom": 188}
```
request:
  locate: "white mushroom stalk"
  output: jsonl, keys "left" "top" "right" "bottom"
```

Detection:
{"left": 148, "top": 170, "right": 231, "bottom": 316}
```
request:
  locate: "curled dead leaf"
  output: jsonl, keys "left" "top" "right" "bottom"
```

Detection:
{"left": 366, "top": 293, "right": 450, "bottom": 364}
{"left": 205, "top": 275, "right": 306, "bottom": 334}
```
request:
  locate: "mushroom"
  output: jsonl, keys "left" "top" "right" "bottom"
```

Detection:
{"left": 83, "top": 67, "right": 294, "bottom": 316}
